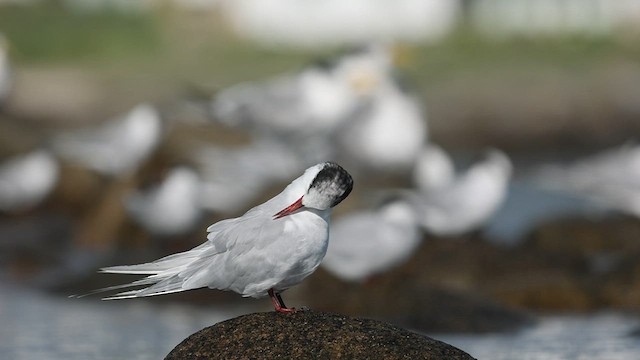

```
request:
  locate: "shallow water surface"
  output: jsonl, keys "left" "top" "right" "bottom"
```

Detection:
{"left": 0, "top": 283, "right": 244, "bottom": 360}
{"left": 434, "top": 312, "right": 640, "bottom": 360}
{"left": 2, "top": 282, "right": 640, "bottom": 359}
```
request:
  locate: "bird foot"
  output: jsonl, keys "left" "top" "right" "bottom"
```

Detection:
{"left": 268, "top": 288, "right": 301, "bottom": 314}
{"left": 275, "top": 306, "right": 297, "bottom": 314}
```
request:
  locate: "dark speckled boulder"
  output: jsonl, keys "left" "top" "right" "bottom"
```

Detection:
{"left": 165, "top": 311, "right": 475, "bottom": 359}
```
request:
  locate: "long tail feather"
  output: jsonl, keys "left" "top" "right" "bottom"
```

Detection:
{"left": 100, "top": 245, "right": 207, "bottom": 275}
{"left": 100, "top": 264, "right": 165, "bottom": 275}
{"left": 69, "top": 277, "right": 157, "bottom": 299}
{"left": 73, "top": 243, "right": 220, "bottom": 300}
{"left": 101, "top": 274, "right": 191, "bottom": 300}
{"left": 102, "top": 287, "right": 187, "bottom": 300}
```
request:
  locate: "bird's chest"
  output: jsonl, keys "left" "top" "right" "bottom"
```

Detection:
{"left": 225, "top": 210, "right": 331, "bottom": 295}
{"left": 277, "top": 214, "right": 329, "bottom": 262}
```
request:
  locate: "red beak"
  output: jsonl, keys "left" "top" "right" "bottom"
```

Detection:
{"left": 273, "top": 196, "right": 304, "bottom": 219}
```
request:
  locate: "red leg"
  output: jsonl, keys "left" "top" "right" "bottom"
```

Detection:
{"left": 268, "top": 288, "right": 296, "bottom": 314}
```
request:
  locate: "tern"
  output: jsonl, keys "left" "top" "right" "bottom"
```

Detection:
{"left": 85, "top": 162, "right": 353, "bottom": 313}
{"left": 413, "top": 144, "right": 455, "bottom": 193}
{"left": 410, "top": 149, "right": 512, "bottom": 236}
{"left": 192, "top": 139, "right": 302, "bottom": 213}
{"left": 322, "top": 197, "right": 421, "bottom": 282}
{"left": 210, "top": 44, "right": 395, "bottom": 166}
{"left": 0, "top": 149, "right": 59, "bottom": 212}
{"left": 531, "top": 143, "right": 640, "bottom": 217}
{"left": 125, "top": 166, "right": 203, "bottom": 236}
{"left": 337, "top": 73, "right": 427, "bottom": 173}
{"left": 52, "top": 103, "right": 162, "bottom": 177}
{"left": 211, "top": 44, "right": 392, "bottom": 137}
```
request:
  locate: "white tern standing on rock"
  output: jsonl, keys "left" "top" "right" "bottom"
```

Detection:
{"left": 78, "top": 162, "right": 353, "bottom": 313}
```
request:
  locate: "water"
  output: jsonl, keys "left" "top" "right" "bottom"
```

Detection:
{"left": 2, "top": 282, "right": 640, "bottom": 359}
{"left": 0, "top": 283, "right": 245, "bottom": 360}
{"left": 435, "top": 313, "right": 640, "bottom": 360}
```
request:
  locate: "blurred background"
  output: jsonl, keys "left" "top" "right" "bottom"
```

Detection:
{"left": 2, "top": 0, "right": 640, "bottom": 358}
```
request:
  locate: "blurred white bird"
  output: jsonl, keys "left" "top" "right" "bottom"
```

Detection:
{"left": 410, "top": 149, "right": 512, "bottom": 236}
{"left": 322, "top": 197, "right": 421, "bottom": 282}
{"left": 212, "top": 44, "right": 392, "bottom": 137}
{"left": 0, "top": 149, "right": 59, "bottom": 212}
{"left": 531, "top": 143, "right": 640, "bottom": 217}
{"left": 413, "top": 144, "right": 455, "bottom": 192}
{"left": 192, "top": 139, "right": 303, "bottom": 213}
{"left": 84, "top": 162, "right": 353, "bottom": 313}
{"left": 52, "top": 104, "right": 162, "bottom": 176}
{"left": 337, "top": 75, "right": 427, "bottom": 172}
{"left": 0, "top": 33, "right": 12, "bottom": 107}
{"left": 125, "top": 166, "right": 203, "bottom": 236}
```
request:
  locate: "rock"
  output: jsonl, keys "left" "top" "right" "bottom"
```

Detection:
{"left": 524, "top": 215, "right": 640, "bottom": 258}
{"left": 598, "top": 257, "right": 640, "bottom": 310}
{"left": 523, "top": 215, "right": 640, "bottom": 310}
{"left": 165, "top": 311, "right": 475, "bottom": 360}
{"left": 382, "top": 235, "right": 597, "bottom": 311}
{"left": 390, "top": 287, "right": 536, "bottom": 333}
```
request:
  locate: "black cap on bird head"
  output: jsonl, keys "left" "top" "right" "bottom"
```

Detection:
{"left": 308, "top": 162, "right": 353, "bottom": 208}
{"left": 273, "top": 162, "right": 353, "bottom": 219}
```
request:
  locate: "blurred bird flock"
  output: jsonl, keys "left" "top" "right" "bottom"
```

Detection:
{"left": 3, "top": 0, "right": 640, "bottom": 346}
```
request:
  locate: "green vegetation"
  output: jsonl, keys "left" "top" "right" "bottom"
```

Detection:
{"left": 0, "top": 3, "right": 161, "bottom": 65}
{"left": 1, "top": 3, "right": 638, "bottom": 90}
{"left": 410, "top": 29, "right": 640, "bottom": 85}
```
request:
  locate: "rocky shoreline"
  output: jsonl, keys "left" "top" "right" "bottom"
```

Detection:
{"left": 5, "top": 212, "right": 640, "bottom": 334}
{"left": 3, "top": 62, "right": 640, "bottom": 340}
